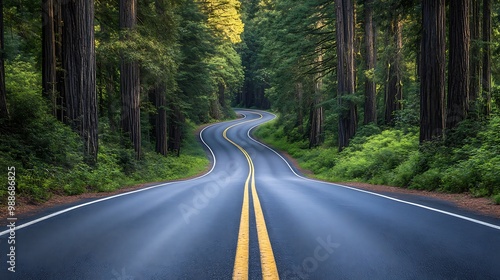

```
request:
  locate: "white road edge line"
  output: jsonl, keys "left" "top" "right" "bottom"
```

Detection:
{"left": 242, "top": 109, "right": 500, "bottom": 232}
{"left": 0, "top": 115, "right": 249, "bottom": 237}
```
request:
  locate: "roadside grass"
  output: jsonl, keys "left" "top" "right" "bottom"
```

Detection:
{"left": 254, "top": 116, "right": 500, "bottom": 202}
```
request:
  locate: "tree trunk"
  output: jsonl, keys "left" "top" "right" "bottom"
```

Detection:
{"left": 308, "top": 98, "right": 324, "bottom": 148}
{"left": 152, "top": 84, "right": 167, "bottom": 156}
{"left": 310, "top": 27, "right": 325, "bottom": 148}
{"left": 469, "top": 0, "right": 480, "bottom": 104}
{"left": 385, "top": 15, "right": 403, "bottom": 125}
{"left": 481, "top": 0, "right": 491, "bottom": 116}
{"left": 168, "top": 102, "right": 184, "bottom": 157}
{"left": 295, "top": 82, "right": 304, "bottom": 134}
{"left": 0, "top": 0, "right": 8, "bottom": 120}
{"left": 447, "top": 0, "right": 469, "bottom": 130}
{"left": 420, "top": 0, "right": 446, "bottom": 143}
{"left": 218, "top": 82, "right": 226, "bottom": 110}
{"left": 363, "top": 0, "right": 376, "bottom": 125}
{"left": 336, "top": 0, "right": 358, "bottom": 151}
{"left": 120, "top": 0, "right": 141, "bottom": 159}
{"left": 106, "top": 64, "right": 117, "bottom": 132}
{"left": 209, "top": 92, "right": 222, "bottom": 120}
{"left": 42, "top": 0, "right": 57, "bottom": 117}
{"left": 61, "top": 0, "right": 98, "bottom": 164}
{"left": 54, "top": 0, "right": 65, "bottom": 122}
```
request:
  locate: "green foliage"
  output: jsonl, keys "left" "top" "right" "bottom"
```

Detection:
{"left": 389, "top": 151, "right": 425, "bottom": 186}
{"left": 408, "top": 169, "right": 442, "bottom": 191}
{"left": 0, "top": 55, "right": 209, "bottom": 203}
{"left": 256, "top": 114, "right": 500, "bottom": 198}
{"left": 0, "top": 120, "right": 209, "bottom": 203}
{"left": 493, "top": 194, "right": 500, "bottom": 205}
{"left": 328, "top": 130, "right": 418, "bottom": 183}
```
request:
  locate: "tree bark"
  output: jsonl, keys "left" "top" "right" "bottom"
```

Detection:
{"left": 42, "top": 0, "right": 57, "bottom": 117}
{"left": 0, "top": 0, "right": 8, "bottom": 120}
{"left": 168, "top": 102, "right": 184, "bottom": 157}
{"left": 61, "top": 0, "right": 98, "bottom": 164}
{"left": 469, "top": 0, "right": 481, "bottom": 105}
{"left": 447, "top": 0, "right": 470, "bottom": 130}
{"left": 309, "top": 20, "right": 325, "bottom": 148}
{"left": 420, "top": 0, "right": 446, "bottom": 142}
{"left": 210, "top": 92, "right": 222, "bottom": 120}
{"left": 120, "top": 0, "right": 141, "bottom": 159}
{"left": 295, "top": 82, "right": 304, "bottom": 134}
{"left": 336, "top": 0, "right": 358, "bottom": 151}
{"left": 481, "top": 0, "right": 491, "bottom": 116}
{"left": 363, "top": 0, "right": 376, "bottom": 125}
{"left": 385, "top": 15, "right": 403, "bottom": 125}
{"left": 308, "top": 98, "right": 324, "bottom": 148}
{"left": 152, "top": 84, "right": 167, "bottom": 156}
{"left": 106, "top": 65, "right": 117, "bottom": 132}
{"left": 54, "top": 0, "right": 65, "bottom": 122}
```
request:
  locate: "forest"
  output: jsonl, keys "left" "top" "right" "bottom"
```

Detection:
{"left": 0, "top": 0, "right": 244, "bottom": 201}
{"left": 250, "top": 0, "right": 500, "bottom": 203}
{"left": 0, "top": 0, "right": 499, "bottom": 204}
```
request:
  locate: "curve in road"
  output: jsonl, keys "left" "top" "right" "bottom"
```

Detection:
{"left": 0, "top": 110, "right": 499, "bottom": 280}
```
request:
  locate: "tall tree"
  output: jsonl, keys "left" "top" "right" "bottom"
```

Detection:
{"left": 0, "top": 0, "right": 9, "bottom": 119}
{"left": 151, "top": 84, "right": 167, "bottom": 155}
{"left": 420, "top": 0, "right": 446, "bottom": 142}
{"left": 151, "top": 0, "right": 170, "bottom": 156}
{"left": 469, "top": 0, "right": 480, "bottom": 103}
{"left": 309, "top": 19, "right": 325, "bottom": 148}
{"left": 384, "top": 13, "right": 403, "bottom": 125}
{"left": 42, "top": 0, "right": 57, "bottom": 116}
{"left": 54, "top": 0, "right": 65, "bottom": 122}
{"left": 363, "top": 0, "right": 376, "bottom": 125}
{"left": 0, "top": 0, "right": 8, "bottom": 120}
{"left": 337, "top": 0, "right": 358, "bottom": 150}
{"left": 61, "top": 0, "right": 98, "bottom": 164}
{"left": 481, "top": 0, "right": 491, "bottom": 116}
{"left": 309, "top": 58, "right": 324, "bottom": 147}
{"left": 120, "top": 0, "right": 141, "bottom": 159}
{"left": 447, "top": 0, "right": 470, "bottom": 130}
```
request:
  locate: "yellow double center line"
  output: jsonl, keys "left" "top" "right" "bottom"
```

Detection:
{"left": 223, "top": 115, "right": 279, "bottom": 280}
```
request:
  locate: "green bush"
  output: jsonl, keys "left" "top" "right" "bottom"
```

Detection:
{"left": 409, "top": 168, "right": 442, "bottom": 191}
{"left": 256, "top": 115, "right": 500, "bottom": 199}
{"left": 389, "top": 151, "right": 426, "bottom": 187}
{"left": 493, "top": 194, "right": 500, "bottom": 205}
{"left": 440, "top": 161, "right": 479, "bottom": 193}
{"left": 329, "top": 129, "right": 418, "bottom": 183}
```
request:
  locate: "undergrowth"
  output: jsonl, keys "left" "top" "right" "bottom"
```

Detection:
{"left": 0, "top": 58, "right": 209, "bottom": 203}
{"left": 255, "top": 116, "right": 500, "bottom": 203}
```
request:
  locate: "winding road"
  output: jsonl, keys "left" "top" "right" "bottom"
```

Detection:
{"left": 1, "top": 110, "right": 500, "bottom": 279}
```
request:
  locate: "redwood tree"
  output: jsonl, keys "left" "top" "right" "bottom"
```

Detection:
{"left": 481, "top": 0, "right": 491, "bottom": 116}
{"left": 61, "top": 0, "right": 98, "bottom": 164}
{"left": 336, "top": 0, "right": 358, "bottom": 151}
{"left": 152, "top": 84, "right": 167, "bottom": 156}
{"left": 469, "top": 0, "right": 480, "bottom": 103}
{"left": 42, "top": 0, "right": 57, "bottom": 116}
{"left": 120, "top": 0, "right": 141, "bottom": 159}
{"left": 447, "top": 0, "right": 470, "bottom": 130}
{"left": 420, "top": 0, "right": 446, "bottom": 142}
{"left": 385, "top": 14, "right": 403, "bottom": 125}
{"left": 54, "top": 0, "right": 65, "bottom": 122}
{"left": 309, "top": 21, "right": 325, "bottom": 148}
{"left": 363, "top": 0, "right": 376, "bottom": 125}
{"left": 0, "top": 0, "right": 8, "bottom": 120}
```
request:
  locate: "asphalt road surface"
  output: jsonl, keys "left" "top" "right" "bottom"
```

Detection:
{"left": 1, "top": 110, "right": 499, "bottom": 280}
